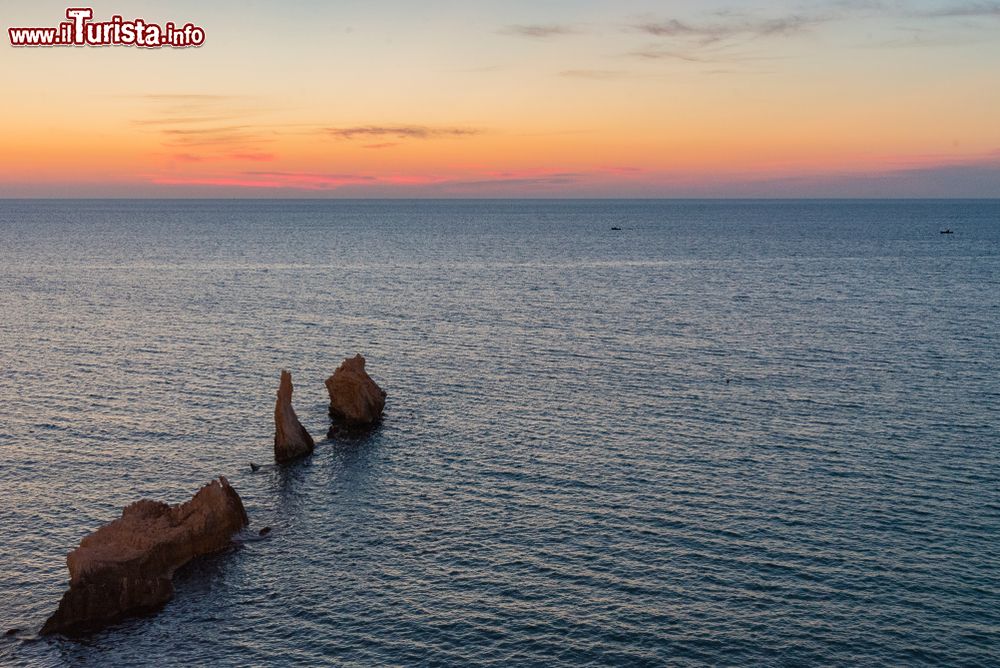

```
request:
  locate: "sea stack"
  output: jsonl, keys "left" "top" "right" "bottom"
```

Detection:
{"left": 325, "top": 354, "right": 386, "bottom": 429}
{"left": 274, "top": 370, "right": 315, "bottom": 463}
{"left": 42, "top": 477, "right": 249, "bottom": 636}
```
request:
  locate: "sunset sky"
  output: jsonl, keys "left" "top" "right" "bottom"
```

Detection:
{"left": 2, "top": 0, "right": 999, "bottom": 197}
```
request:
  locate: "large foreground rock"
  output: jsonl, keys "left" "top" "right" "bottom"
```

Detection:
{"left": 325, "top": 355, "right": 386, "bottom": 428}
{"left": 274, "top": 370, "right": 315, "bottom": 462}
{"left": 42, "top": 477, "right": 248, "bottom": 636}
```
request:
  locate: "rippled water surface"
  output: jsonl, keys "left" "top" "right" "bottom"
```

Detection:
{"left": 1, "top": 200, "right": 998, "bottom": 666}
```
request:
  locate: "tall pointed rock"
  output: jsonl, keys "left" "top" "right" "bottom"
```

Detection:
{"left": 274, "top": 370, "right": 315, "bottom": 462}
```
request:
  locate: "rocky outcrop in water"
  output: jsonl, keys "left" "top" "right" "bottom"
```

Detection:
{"left": 41, "top": 477, "right": 248, "bottom": 636}
{"left": 325, "top": 354, "right": 386, "bottom": 430}
{"left": 274, "top": 370, "right": 315, "bottom": 463}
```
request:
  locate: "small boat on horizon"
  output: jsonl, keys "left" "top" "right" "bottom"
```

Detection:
{"left": 940, "top": 229, "right": 954, "bottom": 234}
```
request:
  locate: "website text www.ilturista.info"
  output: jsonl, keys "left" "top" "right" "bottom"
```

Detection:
{"left": 8, "top": 7, "right": 205, "bottom": 48}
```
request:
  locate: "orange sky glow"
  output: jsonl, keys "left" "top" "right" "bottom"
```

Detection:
{"left": 2, "top": 0, "right": 999, "bottom": 197}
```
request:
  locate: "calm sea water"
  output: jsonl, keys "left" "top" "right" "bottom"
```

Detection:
{"left": 0, "top": 200, "right": 998, "bottom": 666}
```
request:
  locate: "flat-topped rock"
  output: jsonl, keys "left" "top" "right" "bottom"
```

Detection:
{"left": 42, "top": 477, "right": 248, "bottom": 636}
{"left": 274, "top": 370, "right": 315, "bottom": 463}
{"left": 325, "top": 354, "right": 386, "bottom": 428}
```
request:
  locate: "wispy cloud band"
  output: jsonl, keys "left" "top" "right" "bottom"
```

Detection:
{"left": 325, "top": 125, "right": 482, "bottom": 140}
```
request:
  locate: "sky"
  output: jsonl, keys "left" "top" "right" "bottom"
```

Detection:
{"left": 1, "top": 0, "right": 999, "bottom": 197}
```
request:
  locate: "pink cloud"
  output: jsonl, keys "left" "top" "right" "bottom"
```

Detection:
{"left": 151, "top": 171, "right": 378, "bottom": 190}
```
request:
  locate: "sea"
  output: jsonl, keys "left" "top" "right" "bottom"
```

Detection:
{"left": 0, "top": 199, "right": 997, "bottom": 666}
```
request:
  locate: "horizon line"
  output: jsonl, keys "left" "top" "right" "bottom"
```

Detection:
{"left": 2, "top": 196, "right": 1000, "bottom": 202}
